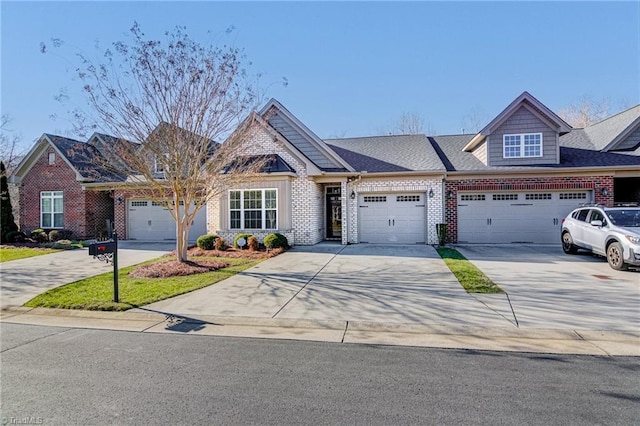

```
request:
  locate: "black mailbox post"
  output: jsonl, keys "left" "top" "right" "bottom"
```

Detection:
{"left": 88, "top": 231, "right": 119, "bottom": 302}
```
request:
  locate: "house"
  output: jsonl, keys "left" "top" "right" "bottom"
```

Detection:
{"left": 12, "top": 91, "right": 640, "bottom": 245}
{"left": 209, "top": 92, "right": 640, "bottom": 246}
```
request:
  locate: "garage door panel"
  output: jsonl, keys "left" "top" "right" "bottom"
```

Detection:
{"left": 359, "top": 193, "right": 425, "bottom": 244}
{"left": 457, "top": 191, "right": 591, "bottom": 244}
{"left": 128, "top": 200, "right": 207, "bottom": 241}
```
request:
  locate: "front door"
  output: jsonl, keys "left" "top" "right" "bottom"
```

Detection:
{"left": 326, "top": 187, "right": 342, "bottom": 239}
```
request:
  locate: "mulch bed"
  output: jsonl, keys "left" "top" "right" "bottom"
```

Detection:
{"left": 0, "top": 243, "right": 55, "bottom": 250}
{"left": 163, "top": 246, "right": 285, "bottom": 260}
{"left": 129, "top": 259, "right": 230, "bottom": 278}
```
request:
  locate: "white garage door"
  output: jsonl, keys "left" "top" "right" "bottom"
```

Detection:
{"left": 359, "top": 193, "right": 426, "bottom": 244}
{"left": 128, "top": 200, "right": 207, "bottom": 241}
{"left": 457, "top": 191, "right": 592, "bottom": 244}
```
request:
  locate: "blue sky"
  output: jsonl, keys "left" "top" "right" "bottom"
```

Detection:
{"left": 1, "top": 1, "right": 638, "bottom": 151}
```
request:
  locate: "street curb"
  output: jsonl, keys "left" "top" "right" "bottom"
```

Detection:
{"left": 1, "top": 307, "right": 638, "bottom": 356}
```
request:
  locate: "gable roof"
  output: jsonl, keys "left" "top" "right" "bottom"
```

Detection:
{"left": 431, "top": 133, "right": 640, "bottom": 172}
{"left": 582, "top": 104, "right": 640, "bottom": 152}
{"left": 10, "top": 134, "right": 127, "bottom": 183}
{"left": 463, "top": 91, "right": 572, "bottom": 152}
{"left": 260, "top": 99, "right": 354, "bottom": 172}
{"left": 325, "top": 134, "right": 445, "bottom": 173}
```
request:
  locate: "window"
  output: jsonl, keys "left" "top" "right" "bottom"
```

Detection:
{"left": 48, "top": 153, "right": 56, "bottom": 165}
{"left": 503, "top": 133, "right": 542, "bottom": 158}
{"left": 229, "top": 189, "right": 277, "bottom": 230}
{"left": 363, "top": 196, "right": 387, "bottom": 203}
{"left": 560, "top": 193, "right": 587, "bottom": 200}
{"left": 397, "top": 195, "right": 420, "bottom": 202}
{"left": 493, "top": 194, "right": 518, "bottom": 201}
{"left": 41, "top": 191, "right": 63, "bottom": 228}
{"left": 461, "top": 194, "right": 486, "bottom": 201}
{"left": 526, "top": 193, "right": 552, "bottom": 200}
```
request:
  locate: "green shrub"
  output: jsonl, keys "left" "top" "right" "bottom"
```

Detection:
{"left": 263, "top": 233, "right": 288, "bottom": 249}
{"left": 196, "top": 234, "right": 218, "bottom": 250}
{"left": 31, "top": 229, "right": 48, "bottom": 243}
{"left": 233, "top": 233, "right": 253, "bottom": 249}
{"left": 49, "top": 230, "right": 61, "bottom": 241}
{"left": 5, "top": 230, "right": 26, "bottom": 243}
{"left": 248, "top": 236, "right": 259, "bottom": 251}
{"left": 214, "top": 237, "right": 227, "bottom": 251}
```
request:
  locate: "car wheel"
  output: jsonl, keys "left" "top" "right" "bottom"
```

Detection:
{"left": 606, "top": 242, "right": 628, "bottom": 271}
{"left": 561, "top": 232, "right": 578, "bottom": 254}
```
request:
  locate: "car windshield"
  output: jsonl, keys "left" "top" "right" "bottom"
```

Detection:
{"left": 606, "top": 209, "right": 640, "bottom": 227}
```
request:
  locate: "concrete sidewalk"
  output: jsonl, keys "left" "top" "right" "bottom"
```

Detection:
{"left": 2, "top": 307, "right": 638, "bottom": 356}
{"left": 0, "top": 244, "right": 173, "bottom": 308}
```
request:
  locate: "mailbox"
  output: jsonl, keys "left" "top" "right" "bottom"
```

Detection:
{"left": 88, "top": 241, "right": 117, "bottom": 256}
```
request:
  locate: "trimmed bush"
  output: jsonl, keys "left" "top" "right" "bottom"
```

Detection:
{"left": 31, "top": 229, "right": 48, "bottom": 243}
{"left": 196, "top": 234, "right": 218, "bottom": 250}
{"left": 263, "top": 233, "right": 288, "bottom": 249}
{"left": 248, "top": 236, "right": 259, "bottom": 252}
{"left": 214, "top": 237, "right": 228, "bottom": 251}
{"left": 233, "top": 233, "right": 253, "bottom": 249}
{"left": 5, "top": 230, "right": 26, "bottom": 243}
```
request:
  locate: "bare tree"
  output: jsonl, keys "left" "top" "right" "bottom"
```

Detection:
{"left": 378, "top": 112, "right": 434, "bottom": 135}
{"left": 558, "top": 95, "right": 613, "bottom": 128}
{"left": 460, "top": 106, "right": 490, "bottom": 134}
{"left": 0, "top": 115, "right": 25, "bottom": 176}
{"left": 43, "top": 23, "right": 268, "bottom": 262}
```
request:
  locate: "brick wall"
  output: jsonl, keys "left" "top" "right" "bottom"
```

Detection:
{"left": 19, "top": 146, "right": 115, "bottom": 239}
{"left": 444, "top": 175, "right": 614, "bottom": 243}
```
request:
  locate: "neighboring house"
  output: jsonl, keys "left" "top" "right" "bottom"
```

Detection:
{"left": 12, "top": 91, "right": 640, "bottom": 245}
{"left": 9, "top": 133, "right": 126, "bottom": 239}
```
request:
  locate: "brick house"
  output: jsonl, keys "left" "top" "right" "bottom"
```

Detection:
{"left": 209, "top": 92, "right": 640, "bottom": 246}
{"left": 9, "top": 133, "right": 127, "bottom": 239}
{"left": 12, "top": 91, "right": 640, "bottom": 245}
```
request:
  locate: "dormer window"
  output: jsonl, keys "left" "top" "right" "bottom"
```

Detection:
{"left": 503, "top": 133, "right": 542, "bottom": 158}
{"left": 48, "top": 152, "right": 56, "bottom": 165}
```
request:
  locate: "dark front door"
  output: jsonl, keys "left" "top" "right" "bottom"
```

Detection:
{"left": 326, "top": 187, "right": 342, "bottom": 239}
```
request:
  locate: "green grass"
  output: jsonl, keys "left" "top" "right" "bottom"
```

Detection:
{"left": 24, "top": 257, "right": 262, "bottom": 311}
{"left": 436, "top": 247, "right": 504, "bottom": 294}
{"left": 0, "top": 247, "right": 59, "bottom": 262}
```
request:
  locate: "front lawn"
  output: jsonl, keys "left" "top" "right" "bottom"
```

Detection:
{"left": 24, "top": 256, "right": 261, "bottom": 311}
{"left": 436, "top": 247, "right": 504, "bottom": 294}
{"left": 0, "top": 247, "right": 59, "bottom": 262}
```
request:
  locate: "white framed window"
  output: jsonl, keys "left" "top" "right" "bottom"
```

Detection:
{"left": 41, "top": 191, "right": 63, "bottom": 228}
{"left": 503, "top": 133, "right": 542, "bottom": 158}
{"left": 48, "top": 152, "right": 56, "bottom": 165}
{"left": 229, "top": 189, "right": 277, "bottom": 230}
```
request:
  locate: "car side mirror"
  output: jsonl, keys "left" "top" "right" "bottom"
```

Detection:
{"left": 590, "top": 220, "right": 603, "bottom": 227}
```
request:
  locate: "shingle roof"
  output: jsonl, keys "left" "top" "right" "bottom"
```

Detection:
{"left": 582, "top": 105, "right": 640, "bottom": 151}
{"left": 324, "top": 134, "right": 445, "bottom": 172}
{"left": 430, "top": 134, "right": 640, "bottom": 172}
{"left": 46, "top": 134, "right": 128, "bottom": 182}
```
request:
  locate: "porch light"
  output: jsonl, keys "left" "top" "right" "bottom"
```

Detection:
{"left": 116, "top": 197, "right": 124, "bottom": 205}
{"left": 600, "top": 188, "right": 609, "bottom": 196}
{"left": 447, "top": 190, "right": 455, "bottom": 200}
{"left": 350, "top": 190, "right": 356, "bottom": 200}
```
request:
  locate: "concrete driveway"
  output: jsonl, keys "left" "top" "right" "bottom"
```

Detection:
{"left": 456, "top": 245, "right": 640, "bottom": 332}
{"left": 1, "top": 242, "right": 174, "bottom": 308}
{"left": 140, "top": 244, "right": 512, "bottom": 327}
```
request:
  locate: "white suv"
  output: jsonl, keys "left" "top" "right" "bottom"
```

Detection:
{"left": 561, "top": 205, "right": 640, "bottom": 270}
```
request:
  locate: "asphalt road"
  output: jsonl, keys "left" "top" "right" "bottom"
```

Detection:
{"left": 1, "top": 323, "right": 639, "bottom": 425}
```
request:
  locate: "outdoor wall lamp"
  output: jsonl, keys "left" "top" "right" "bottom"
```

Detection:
{"left": 116, "top": 196, "right": 124, "bottom": 205}
{"left": 350, "top": 190, "right": 356, "bottom": 200}
{"left": 600, "top": 188, "right": 609, "bottom": 196}
{"left": 447, "top": 190, "right": 455, "bottom": 200}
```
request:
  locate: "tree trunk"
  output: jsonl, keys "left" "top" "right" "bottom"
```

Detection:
{"left": 175, "top": 218, "right": 190, "bottom": 262}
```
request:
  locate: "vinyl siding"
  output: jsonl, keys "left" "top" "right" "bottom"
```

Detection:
{"left": 614, "top": 125, "right": 640, "bottom": 151}
{"left": 268, "top": 112, "right": 341, "bottom": 170}
{"left": 489, "top": 106, "right": 559, "bottom": 166}
{"left": 217, "top": 179, "right": 292, "bottom": 231}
